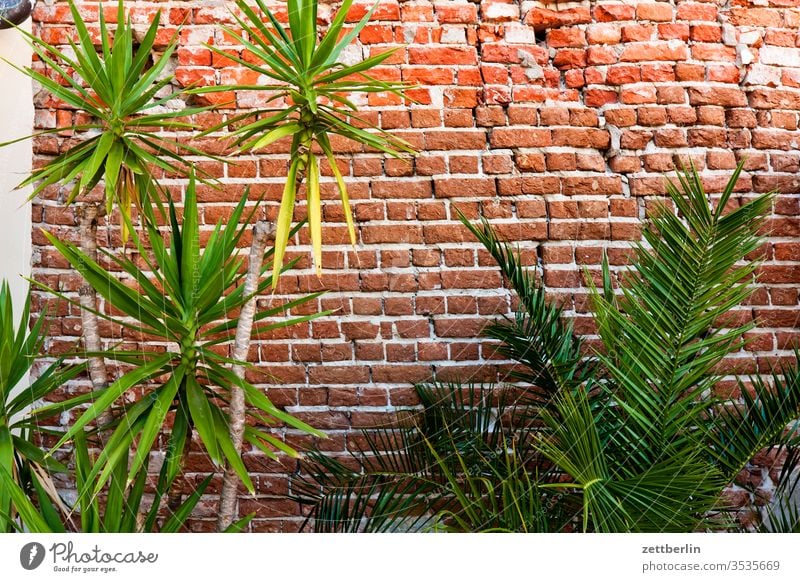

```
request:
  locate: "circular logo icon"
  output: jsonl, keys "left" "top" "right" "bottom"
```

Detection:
{"left": 19, "top": 542, "right": 46, "bottom": 570}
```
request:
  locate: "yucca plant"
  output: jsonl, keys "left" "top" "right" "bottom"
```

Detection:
{"left": 1, "top": 0, "right": 225, "bottom": 407}
{"left": 298, "top": 163, "right": 800, "bottom": 532}
{"left": 193, "top": 0, "right": 416, "bottom": 284}
{"left": 0, "top": 430, "right": 251, "bottom": 533}
{"left": 0, "top": 281, "right": 88, "bottom": 532}
{"left": 0, "top": 0, "right": 214, "bottom": 235}
{"left": 36, "top": 175, "right": 328, "bottom": 499}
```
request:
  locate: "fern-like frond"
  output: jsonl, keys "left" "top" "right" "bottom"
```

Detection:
{"left": 294, "top": 382, "right": 560, "bottom": 532}
{"left": 457, "top": 211, "right": 592, "bottom": 400}
{"left": 709, "top": 356, "right": 800, "bottom": 483}
{"left": 537, "top": 162, "right": 775, "bottom": 531}
{"left": 592, "top": 162, "right": 771, "bottom": 464}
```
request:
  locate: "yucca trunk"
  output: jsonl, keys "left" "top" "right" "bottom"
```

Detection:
{"left": 77, "top": 204, "right": 112, "bottom": 431}
{"left": 217, "top": 221, "right": 275, "bottom": 531}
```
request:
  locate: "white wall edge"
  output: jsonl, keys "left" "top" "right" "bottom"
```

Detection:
{"left": 0, "top": 18, "right": 34, "bottom": 318}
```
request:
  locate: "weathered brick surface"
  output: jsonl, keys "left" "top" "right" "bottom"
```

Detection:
{"left": 30, "top": 0, "right": 800, "bottom": 531}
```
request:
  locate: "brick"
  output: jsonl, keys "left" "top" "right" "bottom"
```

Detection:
{"left": 570, "top": 109, "right": 599, "bottom": 127}
{"left": 562, "top": 176, "right": 623, "bottom": 195}
{"left": 587, "top": 46, "right": 619, "bottom": 65}
{"left": 482, "top": 153, "right": 513, "bottom": 174}
{"left": 408, "top": 46, "right": 478, "bottom": 65}
{"left": 442, "top": 270, "right": 502, "bottom": 289}
{"left": 624, "top": 129, "right": 656, "bottom": 148}
{"left": 729, "top": 7, "right": 782, "bottom": 28}
{"left": 708, "top": 63, "right": 740, "bottom": 84}
{"left": 622, "top": 24, "right": 654, "bottom": 42}
{"left": 749, "top": 89, "right": 800, "bottom": 110}
{"left": 636, "top": 3, "right": 674, "bottom": 22}
{"left": 514, "top": 152, "right": 546, "bottom": 172}
{"left": 436, "top": 2, "right": 478, "bottom": 23}
{"left": 548, "top": 28, "right": 587, "bottom": 48}
{"left": 594, "top": 4, "right": 636, "bottom": 22}
{"left": 547, "top": 153, "right": 576, "bottom": 171}
{"left": 551, "top": 128, "right": 610, "bottom": 148}
{"left": 549, "top": 201, "right": 579, "bottom": 219}
{"left": 638, "top": 107, "right": 668, "bottom": 126}
{"left": 361, "top": 225, "right": 423, "bottom": 244}
{"left": 372, "top": 364, "right": 432, "bottom": 383}
{"left": 434, "top": 177, "right": 496, "bottom": 198}
{"left": 552, "top": 48, "right": 587, "bottom": 69}
{"left": 490, "top": 127, "right": 551, "bottom": 148}
{"left": 403, "top": 66, "right": 455, "bottom": 85}
{"left": 760, "top": 46, "right": 800, "bottom": 67}
{"left": 411, "top": 109, "right": 441, "bottom": 128}
{"left": 688, "top": 86, "right": 747, "bottom": 107}
{"left": 433, "top": 317, "right": 487, "bottom": 338}
{"left": 517, "top": 199, "right": 547, "bottom": 217}
{"left": 444, "top": 88, "right": 481, "bottom": 108}
{"left": 691, "top": 24, "right": 722, "bottom": 43}
{"left": 607, "top": 65, "right": 641, "bottom": 85}
{"left": 372, "top": 179, "right": 432, "bottom": 199}
{"left": 605, "top": 109, "right": 637, "bottom": 126}
{"left": 642, "top": 84, "right": 686, "bottom": 104}
{"left": 175, "top": 67, "right": 215, "bottom": 87}
{"left": 524, "top": 7, "right": 591, "bottom": 29}
{"left": 676, "top": 3, "right": 717, "bottom": 21}
{"left": 622, "top": 85, "right": 658, "bottom": 104}
{"left": 658, "top": 23, "right": 689, "bottom": 41}
{"left": 587, "top": 23, "right": 621, "bottom": 45}
{"left": 359, "top": 24, "right": 393, "bottom": 44}
{"left": 475, "top": 105, "right": 506, "bottom": 127}
{"left": 609, "top": 155, "right": 641, "bottom": 173}
{"left": 783, "top": 70, "right": 800, "bottom": 92}
{"left": 425, "top": 130, "right": 486, "bottom": 150}
{"left": 692, "top": 43, "right": 736, "bottom": 62}
{"left": 642, "top": 63, "right": 675, "bottom": 82}
{"left": 675, "top": 63, "right": 705, "bottom": 81}
{"left": 481, "top": 1, "right": 519, "bottom": 22}
{"left": 620, "top": 41, "right": 688, "bottom": 62}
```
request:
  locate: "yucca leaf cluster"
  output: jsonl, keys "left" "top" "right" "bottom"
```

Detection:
{"left": 37, "top": 177, "right": 327, "bottom": 496}
{"left": 195, "top": 0, "right": 416, "bottom": 284}
{"left": 1, "top": 0, "right": 214, "bottom": 240}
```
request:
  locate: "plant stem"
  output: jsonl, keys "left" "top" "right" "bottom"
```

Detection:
{"left": 77, "top": 204, "right": 113, "bottom": 431}
{"left": 216, "top": 221, "right": 275, "bottom": 531}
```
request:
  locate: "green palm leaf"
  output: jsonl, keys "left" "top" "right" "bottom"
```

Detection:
{"left": 537, "top": 161, "right": 777, "bottom": 531}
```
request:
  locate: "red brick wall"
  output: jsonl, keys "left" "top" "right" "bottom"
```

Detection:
{"left": 30, "top": 0, "right": 800, "bottom": 531}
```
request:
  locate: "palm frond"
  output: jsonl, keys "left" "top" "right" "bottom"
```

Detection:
{"left": 458, "top": 211, "right": 592, "bottom": 400}
{"left": 295, "top": 382, "right": 567, "bottom": 532}
{"left": 709, "top": 355, "right": 800, "bottom": 484}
